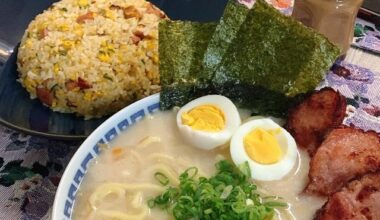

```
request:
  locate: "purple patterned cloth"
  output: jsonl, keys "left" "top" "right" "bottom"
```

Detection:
{"left": 319, "top": 61, "right": 380, "bottom": 133}
{"left": 353, "top": 18, "right": 380, "bottom": 54}
{"left": 0, "top": 127, "right": 79, "bottom": 219}
{"left": 0, "top": 61, "right": 379, "bottom": 219}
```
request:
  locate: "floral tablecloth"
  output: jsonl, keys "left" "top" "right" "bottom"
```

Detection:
{"left": 0, "top": 58, "right": 380, "bottom": 219}
{"left": 353, "top": 18, "right": 380, "bottom": 54}
{"left": 0, "top": 124, "right": 79, "bottom": 220}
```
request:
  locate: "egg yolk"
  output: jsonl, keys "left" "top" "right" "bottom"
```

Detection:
{"left": 181, "top": 105, "right": 225, "bottom": 132}
{"left": 244, "top": 128, "right": 282, "bottom": 164}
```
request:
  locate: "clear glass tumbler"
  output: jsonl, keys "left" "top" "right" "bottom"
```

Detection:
{"left": 292, "top": 0, "right": 364, "bottom": 55}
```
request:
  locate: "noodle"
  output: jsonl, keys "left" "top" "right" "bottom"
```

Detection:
{"left": 131, "top": 192, "right": 143, "bottom": 208}
{"left": 147, "top": 154, "right": 208, "bottom": 177}
{"left": 147, "top": 153, "right": 175, "bottom": 162}
{"left": 97, "top": 207, "right": 148, "bottom": 220}
{"left": 89, "top": 183, "right": 164, "bottom": 210}
{"left": 129, "top": 149, "right": 143, "bottom": 165}
{"left": 136, "top": 136, "right": 161, "bottom": 148}
{"left": 73, "top": 112, "right": 233, "bottom": 219}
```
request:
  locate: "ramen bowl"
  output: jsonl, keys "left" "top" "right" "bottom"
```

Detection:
{"left": 52, "top": 93, "right": 160, "bottom": 220}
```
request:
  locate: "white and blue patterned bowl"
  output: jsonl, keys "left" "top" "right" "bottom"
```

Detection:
{"left": 51, "top": 93, "right": 160, "bottom": 220}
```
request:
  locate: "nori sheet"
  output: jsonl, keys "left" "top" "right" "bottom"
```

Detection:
{"left": 160, "top": 0, "right": 340, "bottom": 117}
{"left": 202, "top": 0, "right": 250, "bottom": 77}
{"left": 159, "top": 20, "right": 217, "bottom": 109}
{"left": 213, "top": 0, "right": 340, "bottom": 98}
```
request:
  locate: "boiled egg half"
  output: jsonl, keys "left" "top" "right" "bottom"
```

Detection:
{"left": 230, "top": 118, "right": 298, "bottom": 181}
{"left": 177, "top": 95, "right": 241, "bottom": 150}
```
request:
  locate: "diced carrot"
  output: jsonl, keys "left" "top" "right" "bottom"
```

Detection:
{"left": 112, "top": 147, "right": 124, "bottom": 160}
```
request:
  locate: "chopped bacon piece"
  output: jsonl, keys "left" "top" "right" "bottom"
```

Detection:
{"left": 38, "top": 28, "right": 48, "bottom": 40}
{"left": 146, "top": 3, "right": 166, "bottom": 18}
{"left": 306, "top": 127, "right": 380, "bottom": 196}
{"left": 123, "top": 6, "right": 141, "bottom": 19}
{"left": 316, "top": 172, "right": 380, "bottom": 220}
{"left": 285, "top": 88, "right": 346, "bottom": 155}
{"left": 66, "top": 99, "right": 77, "bottom": 107}
{"left": 109, "top": 4, "right": 122, "bottom": 10}
{"left": 130, "top": 35, "right": 141, "bottom": 45}
{"left": 133, "top": 30, "right": 145, "bottom": 39}
{"left": 76, "top": 11, "right": 95, "bottom": 24}
{"left": 36, "top": 87, "right": 53, "bottom": 106}
{"left": 77, "top": 77, "right": 92, "bottom": 89}
{"left": 65, "top": 80, "right": 78, "bottom": 91}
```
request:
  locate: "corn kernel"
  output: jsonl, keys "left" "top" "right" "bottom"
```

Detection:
{"left": 104, "top": 9, "right": 115, "bottom": 19}
{"left": 52, "top": 100, "right": 57, "bottom": 108}
{"left": 84, "top": 92, "right": 92, "bottom": 101}
{"left": 78, "top": 0, "right": 89, "bottom": 7}
{"left": 72, "top": 24, "right": 84, "bottom": 37}
{"left": 58, "top": 24, "right": 69, "bottom": 32}
{"left": 24, "top": 79, "right": 36, "bottom": 91}
{"left": 53, "top": 63, "right": 60, "bottom": 74}
{"left": 95, "top": 91, "right": 103, "bottom": 97}
{"left": 151, "top": 55, "right": 158, "bottom": 64}
{"left": 106, "top": 44, "right": 115, "bottom": 52}
{"left": 147, "top": 40, "right": 156, "bottom": 50}
{"left": 25, "top": 39, "right": 33, "bottom": 48}
{"left": 98, "top": 53, "right": 111, "bottom": 62}
{"left": 62, "top": 40, "right": 74, "bottom": 49}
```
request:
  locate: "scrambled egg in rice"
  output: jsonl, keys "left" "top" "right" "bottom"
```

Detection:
{"left": 17, "top": 0, "right": 166, "bottom": 119}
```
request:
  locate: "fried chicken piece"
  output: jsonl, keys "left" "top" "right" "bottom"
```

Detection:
{"left": 315, "top": 172, "right": 380, "bottom": 220}
{"left": 306, "top": 127, "right": 380, "bottom": 196}
{"left": 286, "top": 87, "right": 346, "bottom": 155}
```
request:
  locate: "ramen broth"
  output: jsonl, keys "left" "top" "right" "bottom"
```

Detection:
{"left": 72, "top": 111, "right": 325, "bottom": 220}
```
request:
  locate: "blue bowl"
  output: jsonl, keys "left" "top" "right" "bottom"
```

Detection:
{"left": 52, "top": 93, "right": 160, "bottom": 219}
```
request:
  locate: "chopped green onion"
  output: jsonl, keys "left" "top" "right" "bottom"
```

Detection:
{"left": 238, "top": 161, "right": 251, "bottom": 179}
{"left": 147, "top": 198, "right": 155, "bottom": 208}
{"left": 263, "top": 201, "right": 289, "bottom": 208}
{"left": 103, "top": 74, "right": 113, "bottom": 81}
{"left": 148, "top": 160, "right": 285, "bottom": 220}
{"left": 154, "top": 172, "right": 169, "bottom": 186}
{"left": 204, "top": 208, "right": 212, "bottom": 215}
{"left": 231, "top": 201, "right": 247, "bottom": 213}
{"left": 220, "top": 185, "right": 233, "bottom": 199}
{"left": 181, "top": 167, "right": 198, "bottom": 179}
{"left": 50, "top": 84, "right": 59, "bottom": 91}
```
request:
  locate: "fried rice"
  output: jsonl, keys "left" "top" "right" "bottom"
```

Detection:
{"left": 17, "top": 0, "right": 166, "bottom": 119}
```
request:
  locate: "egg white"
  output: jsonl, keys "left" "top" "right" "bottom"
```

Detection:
{"left": 230, "top": 118, "right": 298, "bottom": 181}
{"left": 176, "top": 95, "right": 241, "bottom": 150}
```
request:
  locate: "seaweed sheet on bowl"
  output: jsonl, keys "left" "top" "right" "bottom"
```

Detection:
{"left": 159, "top": 20, "right": 217, "bottom": 109}
{"left": 202, "top": 0, "right": 250, "bottom": 76}
{"left": 210, "top": 0, "right": 340, "bottom": 116}
{"left": 213, "top": 0, "right": 340, "bottom": 98}
{"left": 159, "top": 0, "right": 247, "bottom": 110}
{"left": 160, "top": 0, "right": 340, "bottom": 116}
